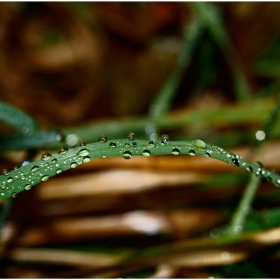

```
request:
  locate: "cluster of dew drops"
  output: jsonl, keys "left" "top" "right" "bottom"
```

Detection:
{"left": 1, "top": 132, "right": 280, "bottom": 199}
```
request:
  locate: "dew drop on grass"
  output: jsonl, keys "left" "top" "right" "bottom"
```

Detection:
{"left": 109, "top": 142, "right": 117, "bottom": 148}
{"left": 194, "top": 138, "right": 206, "bottom": 149}
{"left": 171, "top": 148, "right": 180, "bottom": 155}
{"left": 147, "top": 141, "right": 155, "bottom": 148}
{"left": 56, "top": 169, "right": 62, "bottom": 174}
{"left": 2, "top": 169, "right": 8, "bottom": 175}
{"left": 98, "top": 135, "right": 108, "bottom": 143}
{"left": 231, "top": 158, "right": 239, "bottom": 166}
{"left": 77, "top": 149, "right": 89, "bottom": 157}
{"left": 7, "top": 178, "right": 13, "bottom": 183}
{"left": 70, "top": 162, "right": 78, "bottom": 168}
{"left": 82, "top": 156, "right": 91, "bottom": 163}
{"left": 52, "top": 158, "right": 57, "bottom": 163}
{"left": 246, "top": 166, "right": 253, "bottom": 172}
{"left": 204, "top": 152, "right": 210, "bottom": 157}
{"left": 142, "top": 150, "right": 151, "bottom": 156}
{"left": 189, "top": 150, "right": 196, "bottom": 156}
{"left": 102, "top": 154, "right": 107, "bottom": 158}
{"left": 41, "top": 152, "right": 52, "bottom": 161}
{"left": 122, "top": 151, "right": 132, "bottom": 160}
{"left": 126, "top": 132, "right": 135, "bottom": 141}
{"left": 160, "top": 134, "right": 170, "bottom": 145}
{"left": 124, "top": 143, "right": 130, "bottom": 148}
{"left": 12, "top": 192, "right": 16, "bottom": 198}
{"left": 25, "top": 184, "right": 31, "bottom": 190}
{"left": 31, "top": 166, "right": 39, "bottom": 172}
{"left": 41, "top": 175, "right": 49, "bottom": 182}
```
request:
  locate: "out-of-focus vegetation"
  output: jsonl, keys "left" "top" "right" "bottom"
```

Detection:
{"left": 1, "top": 2, "right": 280, "bottom": 278}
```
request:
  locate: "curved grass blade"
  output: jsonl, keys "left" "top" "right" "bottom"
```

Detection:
{"left": 0, "top": 101, "right": 38, "bottom": 135}
{"left": 0, "top": 137, "right": 279, "bottom": 202}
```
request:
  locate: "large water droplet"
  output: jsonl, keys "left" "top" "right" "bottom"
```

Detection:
{"left": 70, "top": 162, "right": 78, "bottom": 168}
{"left": 41, "top": 152, "right": 52, "bottom": 161}
{"left": 78, "top": 149, "right": 89, "bottom": 157}
{"left": 25, "top": 184, "right": 32, "bottom": 190}
{"left": 122, "top": 151, "right": 132, "bottom": 160}
{"left": 31, "top": 166, "right": 39, "bottom": 172}
{"left": 7, "top": 177, "right": 13, "bottom": 183}
{"left": 41, "top": 175, "right": 49, "bottom": 182}
{"left": 171, "top": 148, "right": 180, "bottom": 155}
{"left": 160, "top": 134, "right": 170, "bottom": 145}
{"left": 126, "top": 132, "right": 135, "bottom": 141}
{"left": 194, "top": 138, "right": 206, "bottom": 149}
{"left": 98, "top": 135, "right": 108, "bottom": 143}
{"left": 142, "top": 150, "right": 151, "bottom": 156}
{"left": 189, "top": 150, "right": 196, "bottom": 156}
{"left": 109, "top": 142, "right": 117, "bottom": 148}
{"left": 82, "top": 156, "right": 91, "bottom": 163}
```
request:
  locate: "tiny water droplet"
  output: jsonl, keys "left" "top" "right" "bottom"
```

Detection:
{"left": 147, "top": 141, "right": 155, "bottom": 148}
{"left": 132, "top": 142, "right": 137, "bottom": 147}
{"left": 82, "top": 156, "right": 91, "bottom": 163}
{"left": 70, "top": 162, "right": 78, "bottom": 168}
{"left": 52, "top": 158, "right": 57, "bottom": 163}
{"left": 78, "top": 149, "right": 89, "bottom": 157}
{"left": 58, "top": 147, "right": 67, "bottom": 154}
{"left": 194, "top": 138, "right": 206, "bottom": 149}
{"left": 25, "top": 184, "right": 32, "bottom": 190}
{"left": 41, "top": 152, "right": 52, "bottom": 161}
{"left": 109, "top": 142, "right": 117, "bottom": 148}
{"left": 98, "top": 135, "right": 108, "bottom": 143}
{"left": 7, "top": 177, "right": 13, "bottom": 183}
{"left": 56, "top": 169, "right": 62, "bottom": 174}
{"left": 2, "top": 169, "right": 8, "bottom": 175}
{"left": 41, "top": 175, "right": 49, "bottom": 182}
{"left": 124, "top": 142, "right": 130, "bottom": 148}
{"left": 232, "top": 158, "right": 239, "bottom": 166}
{"left": 1, "top": 182, "right": 6, "bottom": 189}
{"left": 246, "top": 166, "right": 253, "bottom": 172}
{"left": 80, "top": 142, "right": 86, "bottom": 146}
{"left": 31, "top": 166, "right": 39, "bottom": 172}
{"left": 189, "top": 150, "right": 196, "bottom": 156}
{"left": 142, "top": 150, "right": 151, "bottom": 156}
{"left": 122, "top": 151, "right": 132, "bottom": 160}
{"left": 171, "top": 148, "right": 180, "bottom": 155}
{"left": 160, "top": 134, "right": 170, "bottom": 145}
{"left": 12, "top": 192, "right": 16, "bottom": 198}
{"left": 126, "top": 132, "right": 135, "bottom": 141}
{"left": 101, "top": 154, "right": 107, "bottom": 158}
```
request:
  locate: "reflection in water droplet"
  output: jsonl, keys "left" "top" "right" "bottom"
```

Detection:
{"left": 126, "top": 132, "right": 135, "bottom": 141}
{"left": 109, "top": 142, "right": 116, "bottom": 148}
{"left": 41, "top": 175, "right": 49, "bottom": 182}
{"left": 122, "top": 151, "right": 132, "bottom": 160}
{"left": 70, "top": 162, "right": 78, "bottom": 168}
{"left": 41, "top": 152, "right": 52, "bottom": 161}
{"left": 98, "top": 135, "right": 108, "bottom": 143}
{"left": 142, "top": 150, "right": 151, "bottom": 156}
{"left": 194, "top": 138, "right": 206, "bottom": 149}
{"left": 171, "top": 148, "right": 180, "bottom": 155}
{"left": 25, "top": 184, "right": 32, "bottom": 190}
{"left": 31, "top": 166, "right": 39, "bottom": 172}
{"left": 160, "top": 134, "right": 170, "bottom": 145}
{"left": 189, "top": 150, "right": 196, "bottom": 156}
{"left": 82, "top": 156, "right": 91, "bottom": 163}
{"left": 7, "top": 178, "right": 13, "bottom": 183}
{"left": 77, "top": 149, "right": 89, "bottom": 157}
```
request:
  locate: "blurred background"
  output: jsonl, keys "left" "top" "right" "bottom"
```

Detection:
{"left": 1, "top": 2, "right": 280, "bottom": 278}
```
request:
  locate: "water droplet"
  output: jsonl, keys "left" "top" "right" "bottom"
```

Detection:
{"left": 256, "top": 130, "right": 265, "bottom": 141}
{"left": 147, "top": 141, "right": 155, "bottom": 148}
{"left": 98, "top": 135, "right": 108, "bottom": 143}
{"left": 21, "top": 161, "right": 30, "bottom": 166}
{"left": 232, "top": 158, "right": 239, "bottom": 166}
{"left": 126, "top": 132, "right": 135, "bottom": 141}
{"left": 109, "top": 142, "right": 117, "bottom": 148}
{"left": 101, "top": 154, "right": 107, "bottom": 158}
{"left": 189, "top": 150, "right": 196, "bottom": 156}
{"left": 41, "top": 152, "right": 52, "bottom": 161}
{"left": 7, "top": 177, "right": 13, "bottom": 183}
{"left": 12, "top": 192, "right": 16, "bottom": 198}
{"left": 132, "top": 142, "right": 137, "bottom": 147}
{"left": 52, "top": 158, "right": 57, "bottom": 163}
{"left": 194, "top": 138, "right": 206, "bottom": 149}
{"left": 142, "top": 150, "right": 151, "bottom": 156}
{"left": 1, "top": 182, "right": 6, "bottom": 189}
{"left": 58, "top": 147, "right": 67, "bottom": 154}
{"left": 246, "top": 166, "right": 253, "bottom": 172}
{"left": 56, "top": 169, "right": 62, "bottom": 174}
{"left": 160, "top": 134, "right": 170, "bottom": 145}
{"left": 41, "top": 175, "right": 49, "bottom": 182}
{"left": 82, "top": 156, "right": 91, "bottom": 163}
{"left": 77, "top": 148, "right": 89, "bottom": 157}
{"left": 70, "top": 162, "right": 78, "bottom": 168}
{"left": 1, "top": 193, "right": 4, "bottom": 196}
{"left": 80, "top": 142, "right": 86, "bottom": 146}
{"left": 13, "top": 166, "right": 18, "bottom": 170}
{"left": 122, "top": 151, "right": 132, "bottom": 160}
{"left": 204, "top": 152, "right": 210, "bottom": 157}
{"left": 124, "top": 142, "right": 130, "bottom": 148}
{"left": 31, "top": 166, "right": 39, "bottom": 172}
{"left": 25, "top": 184, "right": 32, "bottom": 190}
{"left": 171, "top": 148, "right": 180, "bottom": 155}
{"left": 2, "top": 169, "right": 8, "bottom": 175}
